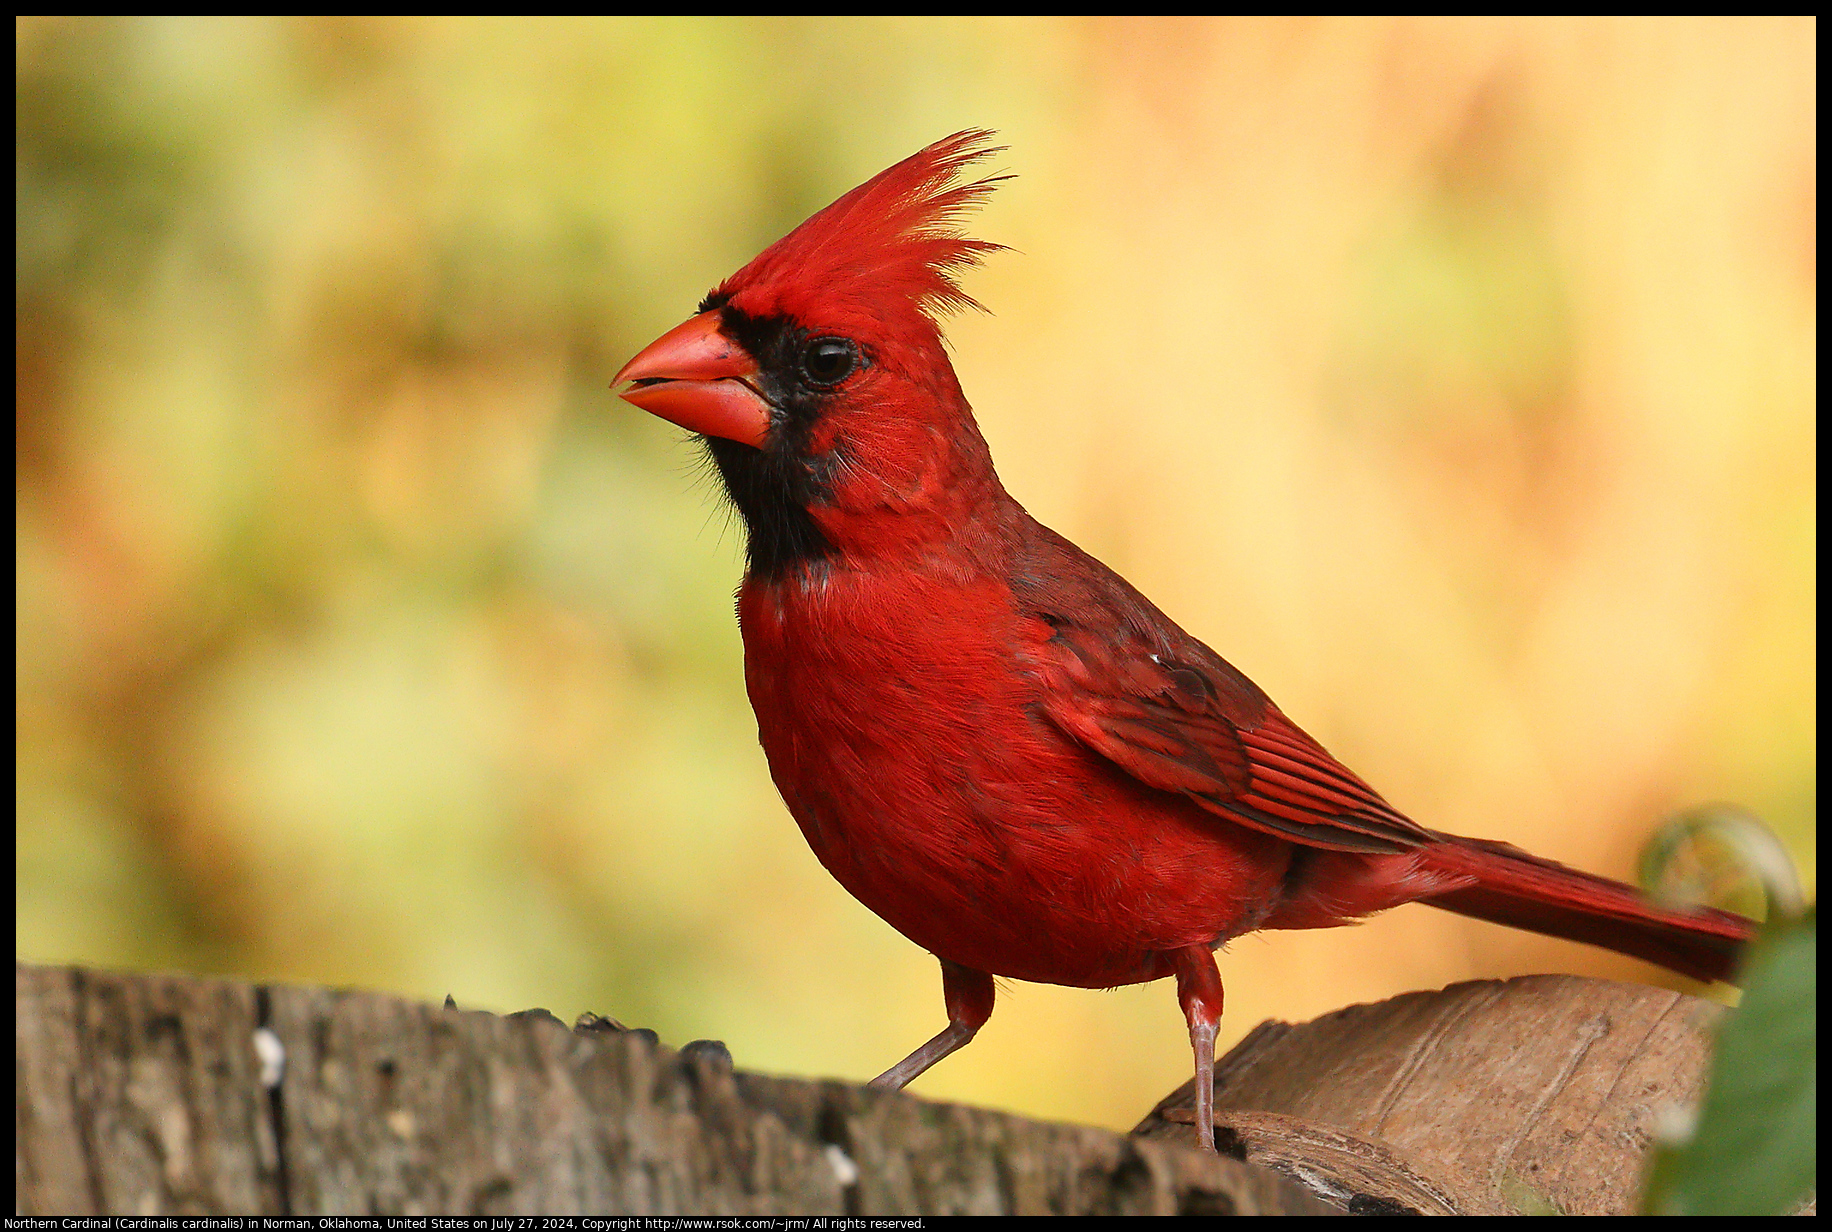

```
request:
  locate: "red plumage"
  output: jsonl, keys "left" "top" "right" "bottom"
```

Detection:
{"left": 614, "top": 132, "right": 1755, "bottom": 1151}
{"left": 718, "top": 129, "right": 1008, "bottom": 342}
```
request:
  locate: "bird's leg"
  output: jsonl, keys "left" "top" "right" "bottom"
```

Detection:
{"left": 1170, "top": 945, "right": 1225, "bottom": 1152}
{"left": 869, "top": 959, "right": 995, "bottom": 1089}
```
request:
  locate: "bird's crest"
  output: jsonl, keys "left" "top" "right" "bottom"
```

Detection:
{"left": 713, "top": 130, "right": 1009, "bottom": 347}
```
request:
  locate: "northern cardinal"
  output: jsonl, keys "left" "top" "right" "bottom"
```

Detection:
{"left": 613, "top": 131, "right": 1754, "bottom": 1151}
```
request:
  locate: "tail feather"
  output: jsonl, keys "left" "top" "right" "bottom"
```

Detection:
{"left": 1420, "top": 835, "right": 1755, "bottom": 984}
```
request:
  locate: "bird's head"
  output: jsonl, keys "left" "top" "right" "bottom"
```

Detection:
{"left": 614, "top": 130, "right": 1011, "bottom": 576}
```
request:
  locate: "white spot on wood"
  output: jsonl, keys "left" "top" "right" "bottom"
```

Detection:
{"left": 253, "top": 1026, "right": 286, "bottom": 1090}
{"left": 824, "top": 1142, "right": 859, "bottom": 1186}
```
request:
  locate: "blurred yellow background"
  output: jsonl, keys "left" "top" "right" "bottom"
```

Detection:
{"left": 16, "top": 16, "right": 1814, "bottom": 1135}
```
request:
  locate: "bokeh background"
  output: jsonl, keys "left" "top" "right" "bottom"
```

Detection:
{"left": 17, "top": 16, "right": 1814, "bottom": 1134}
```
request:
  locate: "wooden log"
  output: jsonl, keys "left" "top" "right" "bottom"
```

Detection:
{"left": 1134, "top": 973, "right": 1728, "bottom": 1215}
{"left": 15, "top": 962, "right": 1334, "bottom": 1216}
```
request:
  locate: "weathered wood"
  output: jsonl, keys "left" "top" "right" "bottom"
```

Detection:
{"left": 16, "top": 962, "right": 1335, "bottom": 1216}
{"left": 1135, "top": 974, "right": 1728, "bottom": 1215}
{"left": 15, "top": 963, "right": 282, "bottom": 1215}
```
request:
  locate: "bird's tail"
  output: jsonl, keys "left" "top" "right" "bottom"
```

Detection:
{"left": 1418, "top": 835, "right": 1756, "bottom": 983}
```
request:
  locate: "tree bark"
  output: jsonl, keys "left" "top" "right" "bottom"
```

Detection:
{"left": 18, "top": 962, "right": 1749, "bottom": 1216}
{"left": 15, "top": 961, "right": 1334, "bottom": 1216}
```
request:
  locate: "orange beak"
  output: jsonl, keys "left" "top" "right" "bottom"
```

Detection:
{"left": 612, "top": 311, "right": 772, "bottom": 449}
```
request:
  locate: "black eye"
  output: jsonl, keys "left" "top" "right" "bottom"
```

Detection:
{"left": 800, "top": 336, "right": 859, "bottom": 388}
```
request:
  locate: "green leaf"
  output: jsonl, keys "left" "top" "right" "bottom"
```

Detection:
{"left": 1643, "top": 907, "right": 1816, "bottom": 1215}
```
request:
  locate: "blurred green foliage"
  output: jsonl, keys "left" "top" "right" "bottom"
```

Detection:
{"left": 16, "top": 17, "right": 1815, "bottom": 1135}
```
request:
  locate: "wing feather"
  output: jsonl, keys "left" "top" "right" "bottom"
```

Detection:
{"left": 1037, "top": 622, "right": 1431, "bottom": 855}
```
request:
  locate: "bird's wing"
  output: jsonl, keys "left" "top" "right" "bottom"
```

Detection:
{"left": 1032, "top": 612, "right": 1434, "bottom": 856}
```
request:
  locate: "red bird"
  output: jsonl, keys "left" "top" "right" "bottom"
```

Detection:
{"left": 613, "top": 132, "right": 1754, "bottom": 1151}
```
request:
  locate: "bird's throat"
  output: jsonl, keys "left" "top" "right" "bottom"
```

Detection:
{"left": 703, "top": 434, "right": 838, "bottom": 580}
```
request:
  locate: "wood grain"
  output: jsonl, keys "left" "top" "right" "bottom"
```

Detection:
{"left": 16, "top": 962, "right": 1333, "bottom": 1216}
{"left": 1135, "top": 973, "right": 1726, "bottom": 1214}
